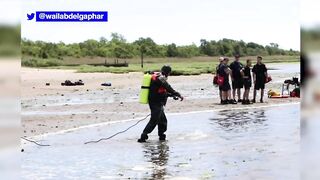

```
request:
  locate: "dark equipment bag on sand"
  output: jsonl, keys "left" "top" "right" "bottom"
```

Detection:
{"left": 61, "top": 80, "right": 84, "bottom": 86}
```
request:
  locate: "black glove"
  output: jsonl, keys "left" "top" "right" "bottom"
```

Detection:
{"left": 168, "top": 92, "right": 183, "bottom": 101}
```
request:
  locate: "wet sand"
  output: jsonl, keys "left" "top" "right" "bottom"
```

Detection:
{"left": 21, "top": 104, "right": 299, "bottom": 179}
{"left": 21, "top": 63, "right": 300, "bottom": 136}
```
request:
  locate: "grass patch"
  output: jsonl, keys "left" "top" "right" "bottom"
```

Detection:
{"left": 72, "top": 61, "right": 216, "bottom": 76}
{"left": 21, "top": 58, "right": 63, "bottom": 67}
{"left": 22, "top": 55, "right": 300, "bottom": 76}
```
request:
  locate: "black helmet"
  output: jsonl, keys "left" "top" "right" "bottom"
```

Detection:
{"left": 161, "top": 65, "right": 172, "bottom": 76}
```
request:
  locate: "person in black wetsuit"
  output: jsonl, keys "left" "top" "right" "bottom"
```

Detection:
{"left": 252, "top": 56, "right": 268, "bottom": 103}
{"left": 240, "top": 59, "right": 252, "bottom": 105}
{"left": 138, "top": 65, "right": 184, "bottom": 143}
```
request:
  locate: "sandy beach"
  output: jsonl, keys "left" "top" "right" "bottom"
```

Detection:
{"left": 21, "top": 63, "right": 300, "bottom": 137}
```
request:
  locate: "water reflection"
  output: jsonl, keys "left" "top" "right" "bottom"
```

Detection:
{"left": 210, "top": 109, "right": 267, "bottom": 131}
{"left": 142, "top": 142, "right": 169, "bottom": 179}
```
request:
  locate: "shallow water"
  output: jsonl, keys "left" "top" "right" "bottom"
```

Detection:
{"left": 21, "top": 88, "right": 139, "bottom": 108}
{"left": 22, "top": 104, "right": 299, "bottom": 179}
{"left": 268, "top": 63, "right": 300, "bottom": 75}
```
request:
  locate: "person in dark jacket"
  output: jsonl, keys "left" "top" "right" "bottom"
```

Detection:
{"left": 240, "top": 59, "right": 252, "bottom": 104}
{"left": 138, "top": 65, "right": 184, "bottom": 143}
{"left": 252, "top": 56, "right": 268, "bottom": 103}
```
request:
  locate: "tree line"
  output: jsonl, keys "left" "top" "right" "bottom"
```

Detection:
{"left": 22, "top": 33, "right": 299, "bottom": 59}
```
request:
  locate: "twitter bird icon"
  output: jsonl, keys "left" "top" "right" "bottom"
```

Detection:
{"left": 27, "top": 13, "right": 35, "bottom": 20}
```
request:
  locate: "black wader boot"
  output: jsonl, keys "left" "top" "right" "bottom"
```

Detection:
{"left": 138, "top": 103, "right": 167, "bottom": 143}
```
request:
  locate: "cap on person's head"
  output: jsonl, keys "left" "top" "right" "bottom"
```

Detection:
{"left": 257, "top": 56, "right": 263, "bottom": 60}
{"left": 219, "top": 57, "right": 224, "bottom": 62}
{"left": 235, "top": 54, "right": 240, "bottom": 58}
{"left": 161, "top": 65, "right": 172, "bottom": 76}
{"left": 224, "top": 57, "right": 229, "bottom": 61}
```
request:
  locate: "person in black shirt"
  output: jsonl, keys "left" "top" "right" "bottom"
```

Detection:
{"left": 216, "top": 57, "right": 224, "bottom": 103}
{"left": 240, "top": 59, "right": 252, "bottom": 105}
{"left": 252, "top": 56, "right": 268, "bottom": 103}
{"left": 229, "top": 54, "right": 244, "bottom": 103}
{"left": 218, "top": 57, "right": 236, "bottom": 104}
{"left": 138, "top": 65, "right": 184, "bottom": 143}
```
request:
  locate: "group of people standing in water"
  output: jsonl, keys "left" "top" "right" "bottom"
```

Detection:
{"left": 215, "top": 55, "right": 269, "bottom": 105}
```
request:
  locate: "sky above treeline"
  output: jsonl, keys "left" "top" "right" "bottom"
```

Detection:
{"left": 18, "top": 0, "right": 301, "bottom": 50}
